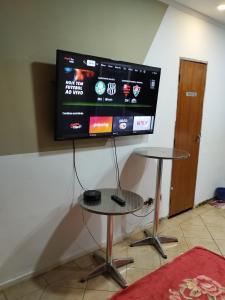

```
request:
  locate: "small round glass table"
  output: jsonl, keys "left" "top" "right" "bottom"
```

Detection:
{"left": 130, "top": 147, "right": 190, "bottom": 258}
{"left": 78, "top": 188, "right": 143, "bottom": 288}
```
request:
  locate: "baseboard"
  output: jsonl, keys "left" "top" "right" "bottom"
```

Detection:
{"left": 0, "top": 244, "right": 100, "bottom": 290}
{"left": 167, "top": 198, "right": 213, "bottom": 219}
{"left": 3, "top": 199, "right": 213, "bottom": 289}
{"left": 0, "top": 222, "right": 154, "bottom": 290}
{"left": 195, "top": 198, "right": 213, "bottom": 207}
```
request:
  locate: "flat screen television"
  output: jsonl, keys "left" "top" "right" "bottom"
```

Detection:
{"left": 55, "top": 50, "right": 161, "bottom": 140}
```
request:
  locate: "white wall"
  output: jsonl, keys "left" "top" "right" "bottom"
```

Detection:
{"left": 0, "top": 138, "right": 156, "bottom": 286}
{"left": 1, "top": 5, "right": 225, "bottom": 287}
{"left": 145, "top": 6, "right": 225, "bottom": 209}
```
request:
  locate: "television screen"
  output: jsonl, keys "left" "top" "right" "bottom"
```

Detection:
{"left": 55, "top": 50, "right": 161, "bottom": 140}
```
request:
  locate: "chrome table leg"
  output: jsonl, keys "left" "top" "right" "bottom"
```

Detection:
{"left": 81, "top": 215, "right": 133, "bottom": 288}
{"left": 130, "top": 159, "right": 178, "bottom": 259}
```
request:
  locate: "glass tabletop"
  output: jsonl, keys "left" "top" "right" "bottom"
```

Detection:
{"left": 133, "top": 147, "right": 190, "bottom": 160}
{"left": 78, "top": 188, "right": 143, "bottom": 215}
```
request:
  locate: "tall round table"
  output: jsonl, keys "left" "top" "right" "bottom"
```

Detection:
{"left": 79, "top": 188, "right": 143, "bottom": 288}
{"left": 130, "top": 147, "right": 190, "bottom": 258}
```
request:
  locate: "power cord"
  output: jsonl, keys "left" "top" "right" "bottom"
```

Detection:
{"left": 72, "top": 139, "right": 86, "bottom": 191}
{"left": 132, "top": 208, "right": 155, "bottom": 218}
{"left": 72, "top": 140, "right": 104, "bottom": 251}
{"left": 73, "top": 137, "right": 154, "bottom": 248}
{"left": 112, "top": 137, "right": 122, "bottom": 190}
{"left": 82, "top": 209, "right": 105, "bottom": 252}
{"left": 111, "top": 137, "right": 154, "bottom": 219}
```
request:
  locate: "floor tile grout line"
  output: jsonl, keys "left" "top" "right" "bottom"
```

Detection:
{"left": 3, "top": 204, "right": 223, "bottom": 299}
{"left": 178, "top": 223, "right": 188, "bottom": 246}
{"left": 170, "top": 208, "right": 218, "bottom": 252}
{"left": 199, "top": 213, "right": 223, "bottom": 256}
{"left": 213, "top": 239, "right": 225, "bottom": 257}
{"left": 38, "top": 284, "right": 48, "bottom": 300}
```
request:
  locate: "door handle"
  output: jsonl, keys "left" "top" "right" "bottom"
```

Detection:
{"left": 196, "top": 134, "right": 201, "bottom": 143}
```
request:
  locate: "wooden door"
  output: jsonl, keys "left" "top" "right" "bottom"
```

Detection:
{"left": 169, "top": 59, "right": 207, "bottom": 217}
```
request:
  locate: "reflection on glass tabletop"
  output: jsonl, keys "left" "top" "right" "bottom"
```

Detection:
{"left": 78, "top": 188, "right": 143, "bottom": 215}
{"left": 134, "top": 147, "right": 190, "bottom": 160}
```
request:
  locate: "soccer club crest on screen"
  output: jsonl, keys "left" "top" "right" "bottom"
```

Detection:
{"left": 123, "top": 84, "right": 131, "bottom": 97}
{"left": 133, "top": 85, "right": 141, "bottom": 97}
{"left": 107, "top": 83, "right": 116, "bottom": 96}
{"left": 95, "top": 81, "right": 106, "bottom": 95}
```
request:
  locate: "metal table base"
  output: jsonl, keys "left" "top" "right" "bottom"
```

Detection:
{"left": 130, "top": 229, "right": 177, "bottom": 259}
{"left": 81, "top": 253, "right": 133, "bottom": 287}
{"left": 130, "top": 158, "right": 178, "bottom": 259}
{"left": 81, "top": 215, "right": 133, "bottom": 288}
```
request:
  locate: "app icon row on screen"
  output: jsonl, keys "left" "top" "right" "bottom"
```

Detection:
{"left": 89, "top": 116, "right": 154, "bottom": 134}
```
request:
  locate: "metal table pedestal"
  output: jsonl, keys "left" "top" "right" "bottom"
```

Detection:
{"left": 79, "top": 188, "right": 143, "bottom": 288}
{"left": 81, "top": 215, "right": 133, "bottom": 288}
{"left": 130, "top": 147, "right": 189, "bottom": 259}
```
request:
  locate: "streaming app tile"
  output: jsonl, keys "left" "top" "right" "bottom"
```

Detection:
{"left": 113, "top": 116, "right": 133, "bottom": 133}
{"left": 133, "top": 116, "right": 152, "bottom": 131}
{"left": 89, "top": 116, "right": 113, "bottom": 134}
{"left": 60, "top": 114, "right": 89, "bottom": 135}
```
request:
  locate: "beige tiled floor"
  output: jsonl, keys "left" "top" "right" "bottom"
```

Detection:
{"left": 1, "top": 203, "right": 225, "bottom": 300}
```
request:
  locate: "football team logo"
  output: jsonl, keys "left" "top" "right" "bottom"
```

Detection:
{"left": 133, "top": 85, "right": 141, "bottom": 97}
{"left": 107, "top": 83, "right": 116, "bottom": 95}
{"left": 95, "top": 81, "right": 106, "bottom": 95}
{"left": 123, "top": 84, "right": 131, "bottom": 97}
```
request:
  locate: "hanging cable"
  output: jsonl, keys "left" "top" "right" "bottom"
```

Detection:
{"left": 72, "top": 139, "right": 86, "bottom": 191}
{"left": 111, "top": 137, "right": 154, "bottom": 220}
{"left": 82, "top": 209, "right": 105, "bottom": 252}
{"left": 112, "top": 137, "right": 122, "bottom": 190}
{"left": 132, "top": 208, "right": 155, "bottom": 218}
{"left": 72, "top": 140, "right": 104, "bottom": 250}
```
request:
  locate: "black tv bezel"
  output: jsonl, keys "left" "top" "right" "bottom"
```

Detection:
{"left": 55, "top": 49, "right": 161, "bottom": 140}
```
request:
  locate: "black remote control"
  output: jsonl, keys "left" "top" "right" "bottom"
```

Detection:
{"left": 111, "top": 195, "right": 126, "bottom": 206}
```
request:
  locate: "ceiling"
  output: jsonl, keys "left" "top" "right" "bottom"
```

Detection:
{"left": 160, "top": 0, "right": 225, "bottom": 26}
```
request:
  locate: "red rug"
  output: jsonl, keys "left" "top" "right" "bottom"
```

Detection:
{"left": 110, "top": 247, "right": 225, "bottom": 300}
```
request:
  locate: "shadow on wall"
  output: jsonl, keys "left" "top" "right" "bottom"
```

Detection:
{"left": 120, "top": 153, "right": 148, "bottom": 191}
{"left": 116, "top": 152, "right": 150, "bottom": 236}
{"left": 33, "top": 204, "right": 94, "bottom": 272}
{"left": 0, "top": 204, "right": 102, "bottom": 289}
{"left": 31, "top": 62, "right": 107, "bottom": 154}
{"left": 0, "top": 150, "right": 151, "bottom": 289}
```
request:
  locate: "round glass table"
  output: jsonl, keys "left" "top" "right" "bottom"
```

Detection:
{"left": 79, "top": 188, "right": 143, "bottom": 288}
{"left": 130, "top": 147, "right": 190, "bottom": 258}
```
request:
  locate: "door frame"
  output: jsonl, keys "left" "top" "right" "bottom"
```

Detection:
{"left": 169, "top": 57, "right": 208, "bottom": 216}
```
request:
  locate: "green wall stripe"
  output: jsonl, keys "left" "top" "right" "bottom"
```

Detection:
{"left": 0, "top": 0, "right": 167, "bottom": 155}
